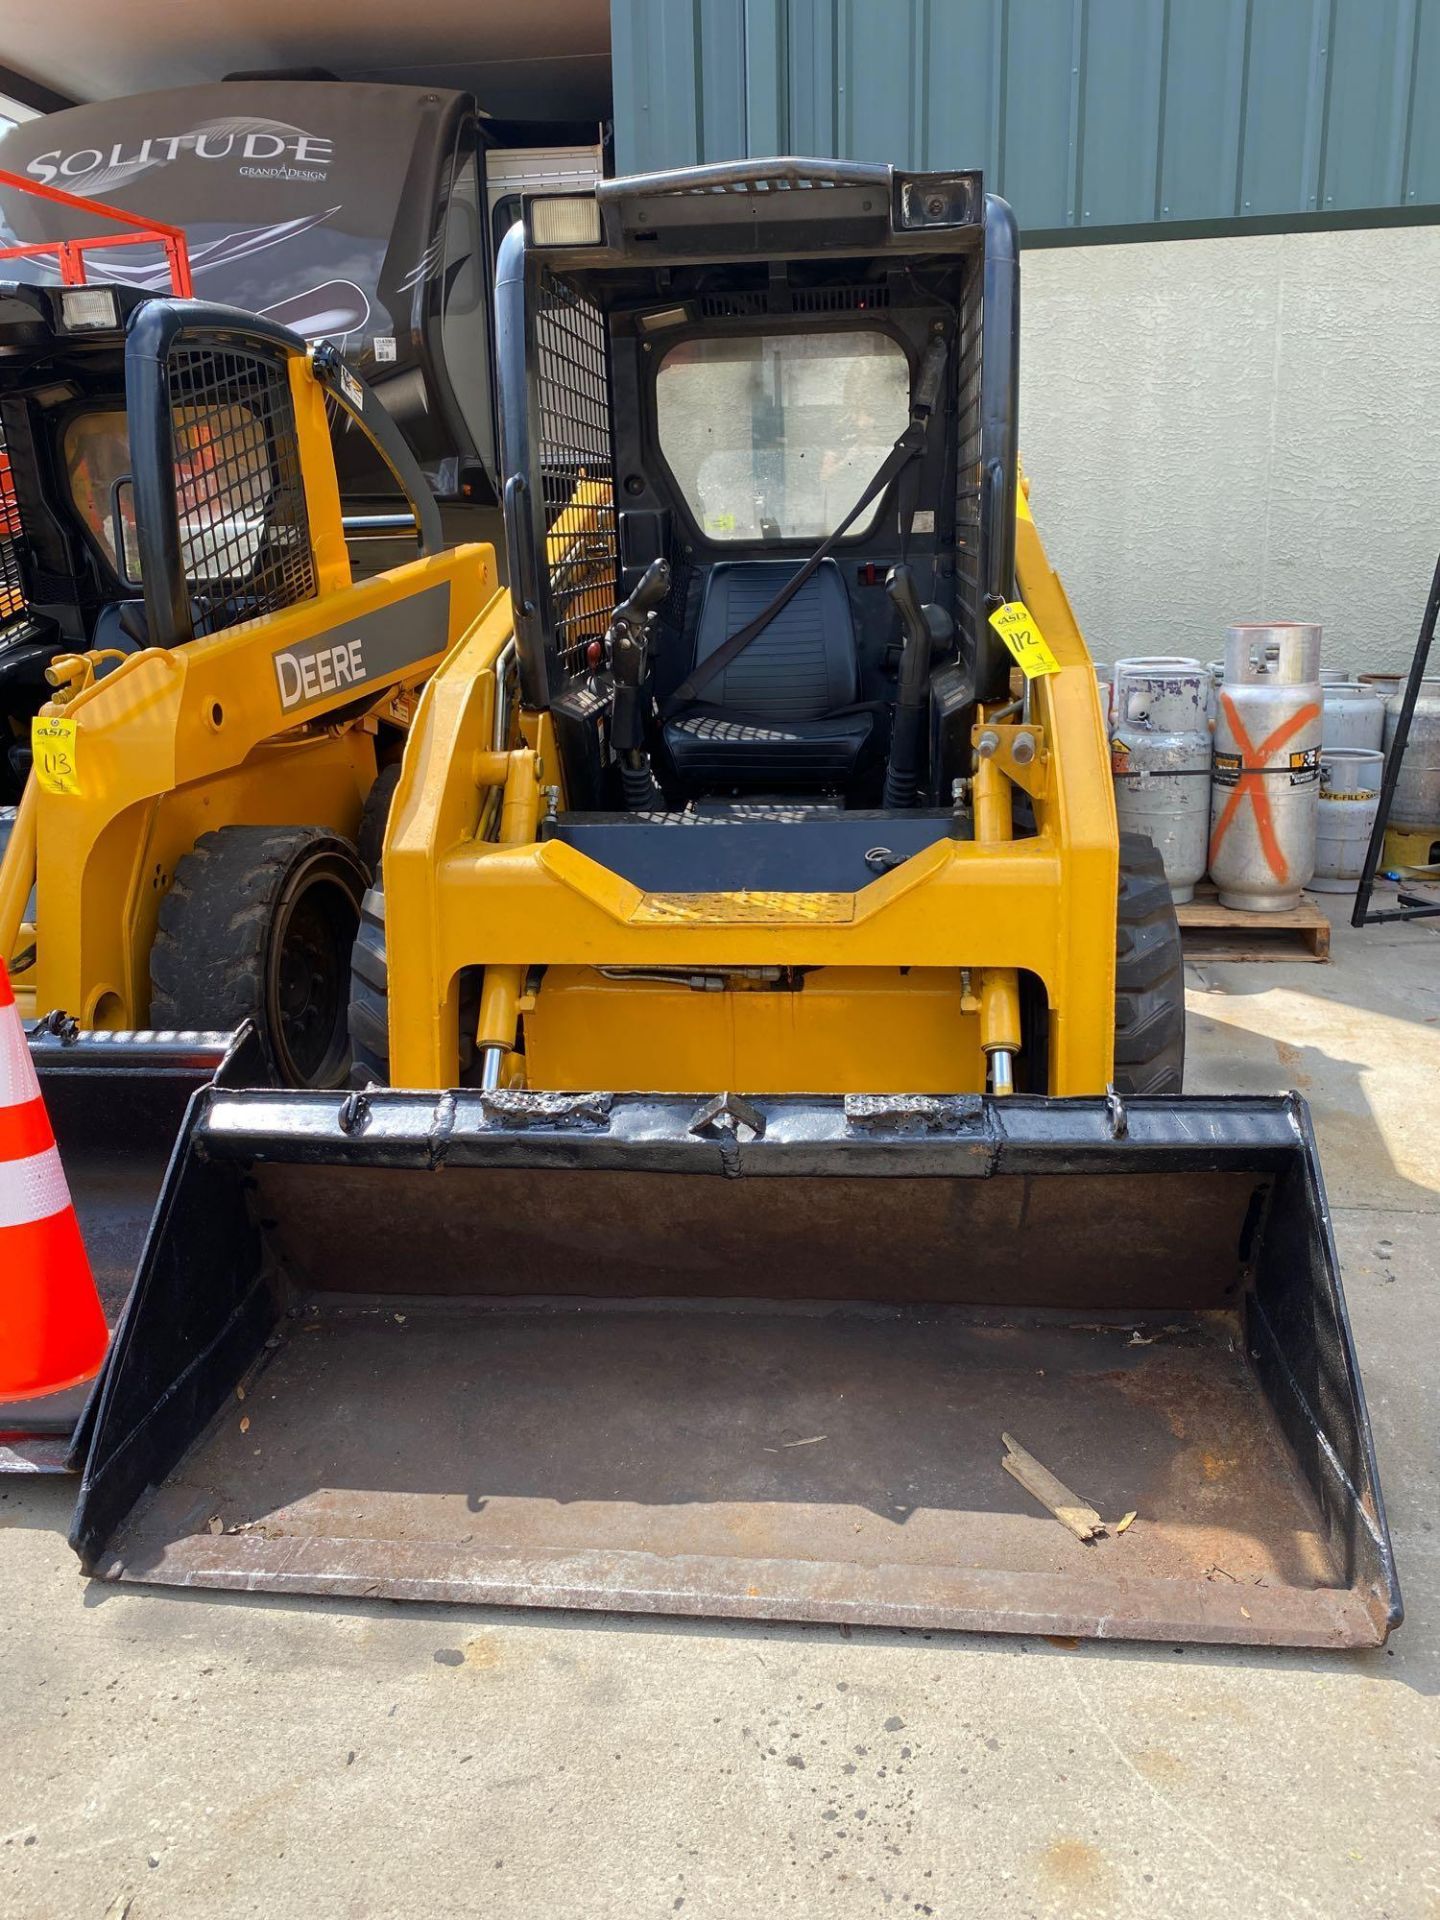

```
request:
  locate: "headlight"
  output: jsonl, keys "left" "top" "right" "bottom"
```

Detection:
{"left": 637, "top": 305, "right": 693, "bottom": 333}
{"left": 527, "top": 195, "right": 602, "bottom": 248}
{"left": 894, "top": 174, "right": 981, "bottom": 231}
{"left": 59, "top": 287, "right": 121, "bottom": 331}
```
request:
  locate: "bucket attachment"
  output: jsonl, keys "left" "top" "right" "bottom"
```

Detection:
{"left": 70, "top": 1087, "right": 1400, "bottom": 1647}
{"left": 0, "top": 1025, "right": 257, "bottom": 1472}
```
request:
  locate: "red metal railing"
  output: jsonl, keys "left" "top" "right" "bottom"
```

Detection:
{"left": 0, "top": 166, "right": 192, "bottom": 297}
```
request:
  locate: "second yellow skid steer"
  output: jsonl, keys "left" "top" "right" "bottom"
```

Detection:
{"left": 68, "top": 163, "right": 1398, "bottom": 1648}
{"left": 0, "top": 283, "right": 496, "bottom": 1464}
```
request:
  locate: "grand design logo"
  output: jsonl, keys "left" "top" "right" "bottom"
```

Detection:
{"left": 25, "top": 119, "right": 333, "bottom": 195}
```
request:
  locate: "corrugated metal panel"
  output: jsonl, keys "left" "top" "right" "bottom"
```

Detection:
{"left": 1235, "top": 0, "right": 1328, "bottom": 217}
{"left": 1320, "top": 0, "right": 1416, "bottom": 212}
{"left": 1000, "top": 0, "right": 1080, "bottom": 230}
{"left": 1158, "top": 0, "right": 1248, "bottom": 221}
{"left": 611, "top": 0, "right": 1440, "bottom": 236}
{"left": 1408, "top": 0, "right": 1440, "bottom": 204}
{"left": 1079, "top": 0, "right": 1166, "bottom": 228}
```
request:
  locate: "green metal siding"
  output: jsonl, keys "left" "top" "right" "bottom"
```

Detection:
{"left": 610, "top": 0, "right": 1440, "bottom": 237}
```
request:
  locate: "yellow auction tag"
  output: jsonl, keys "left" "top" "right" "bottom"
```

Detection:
{"left": 988, "top": 599, "right": 1061, "bottom": 679}
{"left": 31, "top": 714, "right": 81, "bottom": 796}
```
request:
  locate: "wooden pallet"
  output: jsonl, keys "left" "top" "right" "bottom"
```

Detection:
{"left": 1176, "top": 881, "right": 1331, "bottom": 963}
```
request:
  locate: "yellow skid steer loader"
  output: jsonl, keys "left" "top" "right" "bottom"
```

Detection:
{"left": 68, "top": 163, "right": 1398, "bottom": 1647}
{"left": 0, "top": 282, "right": 496, "bottom": 1465}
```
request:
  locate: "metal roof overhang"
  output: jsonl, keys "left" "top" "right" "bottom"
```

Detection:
{"left": 1, "top": 0, "right": 611, "bottom": 120}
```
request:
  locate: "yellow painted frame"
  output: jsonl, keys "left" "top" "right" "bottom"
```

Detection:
{"left": 0, "top": 346, "right": 499, "bottom": 1025}
{"left": 383, "top": 502, "right": 1119, "bottom": 1096}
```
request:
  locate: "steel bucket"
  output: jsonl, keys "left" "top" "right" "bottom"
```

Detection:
{"left": 69, "top": 1085, "right": 1399, "bottom": 1647}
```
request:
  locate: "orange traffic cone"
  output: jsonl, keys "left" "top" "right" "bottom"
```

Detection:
{"left": 0, "top": 963, "right": 107, "bottom": 1399}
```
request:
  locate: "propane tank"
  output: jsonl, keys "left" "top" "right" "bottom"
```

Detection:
{"left": 1318, "top": 667, "right": 1352, "bottom": 685}
{"left": 1110, "top": 657, "right": 1211, "bottom": 903}
{"left": 1321, "top": 680, "right": 1385, "bottom": 752}
{"left": 1382, "top": 679, "right": 1440, "bottom": 831}
{"left": 1204, "top": 660, "right": 1226, "bottom": 730}
{"left": 1209, "top": 623, "right": 1323, "bottom": 911}
{"left": 1311, "top": 747, "right": 1384, "bottom": 895}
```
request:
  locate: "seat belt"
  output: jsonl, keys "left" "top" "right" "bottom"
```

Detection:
{"left": 661, "top": 335, "right": 948, "bottom": 720}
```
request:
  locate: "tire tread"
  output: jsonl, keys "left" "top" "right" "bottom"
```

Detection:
{"left": 150, "top": 824, "right": 363, "bottom": 1085}
{"left": 1113, "top": 831, "right": 1186, "bottom": 1097}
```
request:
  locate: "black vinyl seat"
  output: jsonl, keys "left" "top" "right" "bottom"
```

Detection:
{"left": 662, "top": 560, "right": 874, "bottom": 792}
{"left": 90, "top": 599, "right": 149, "bottom": 657}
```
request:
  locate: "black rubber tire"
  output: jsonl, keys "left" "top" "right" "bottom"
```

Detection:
{"left": 1113, "top": 830, "right": 1186, "bottom": 1097}
{"left": 349, "top": 764, "right": 402, "bottom": 1080}
{"left": 356, "top": 764, "right": 401, "bottom": 879}
{"left": 348, "top": 877, "right": 390, "bottom": 1086}
{"left": 150, "top": 826, "right": 367, "bottom": 1088}
{"left": 0, "top": 805, "right": 36, "bottom": 974}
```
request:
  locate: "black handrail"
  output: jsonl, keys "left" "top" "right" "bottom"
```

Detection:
{"left": 311, "top": 343, "right": 444, "bottom": 558}
{"left": 493, "top": 218, "right": 550, "bottom": 711}
{"left": 976, "top": 194, "right": 1020, "bottom": 702}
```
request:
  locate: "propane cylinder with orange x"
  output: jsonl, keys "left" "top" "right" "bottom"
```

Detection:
{"left": 1209, "top": 622, "right": 1324, "bottom": 910}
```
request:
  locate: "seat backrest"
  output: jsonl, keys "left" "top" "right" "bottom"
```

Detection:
{"left": 90, "top": 599, "right": 148, "bottom": 657}
{"left": 689, "top": 560, "right": 858, "bottom": 719}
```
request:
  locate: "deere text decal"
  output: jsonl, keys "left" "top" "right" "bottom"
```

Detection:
{"left": 272, "top": 583, "right": 450, "bottom": 714}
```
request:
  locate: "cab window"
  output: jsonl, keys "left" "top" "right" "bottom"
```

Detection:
{"left": 64, "top": 403, "right": 276, "bottom": 585}
{"left": 655, "top": 330, "right": 910, "bottom": 543}
{"left": 63, "top": 410, "right": 138, "bottom": 579}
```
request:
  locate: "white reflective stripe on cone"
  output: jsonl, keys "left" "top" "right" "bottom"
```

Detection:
{"left": 0, "top": 1143, "right": 71, "bottom": 1228}
{"left": 0, "top": 1006, "right": 42, "bottom": 1110}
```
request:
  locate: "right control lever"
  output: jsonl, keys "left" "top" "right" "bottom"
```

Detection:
{"left": 607, "top": 558, "right": 671, "bottom": 808}
{"left": 884, "top": 564, "right": 953, "bottom": 809}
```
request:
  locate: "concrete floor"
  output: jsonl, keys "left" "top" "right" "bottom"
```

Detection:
{"left": 2, "top": 903, "right": 1438, "bottom": 1920}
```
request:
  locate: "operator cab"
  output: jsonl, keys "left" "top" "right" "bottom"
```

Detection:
{"left": 497, "top": 160, "right": 1019, "bottom": 862}
{"left": 0, "top": 279, "right": 286, "bottom": 795}
{"left": 649, "top": 323, "right": 911, "bottom": 797}
{"left": 0, "top": 281, "right": 438, "bottom": 802}
{"left": 1, "top": 360, "right": 301, "bottom": 803}
{"left": 0, "top": 283, "right": 153, "bottom": 798}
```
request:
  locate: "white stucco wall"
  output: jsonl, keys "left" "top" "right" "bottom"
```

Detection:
{"left": 1019, "top": 224, "right": 1440, "bottom": 675}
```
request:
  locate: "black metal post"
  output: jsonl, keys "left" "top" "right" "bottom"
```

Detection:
{"left": 1352, "top": 547, "right": 1440, "bottom": 926}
